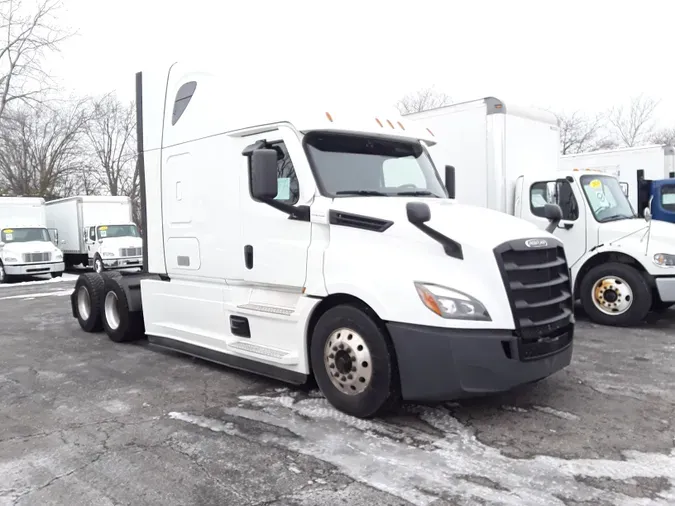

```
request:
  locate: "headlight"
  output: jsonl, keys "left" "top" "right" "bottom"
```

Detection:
{"left": 54, "top": 253, "right": 63, "bottom": 261}
{"left": 653, "top": 253, "right": 675, "bottom": 267}
{"left": 101, "top": 251, "right": 115, "bottom": 258}
{"left": 2, "top": 255, "right": 18, "bottom": 263}
{"left": 414, "top": 282, "right": 491, "bottom": 321}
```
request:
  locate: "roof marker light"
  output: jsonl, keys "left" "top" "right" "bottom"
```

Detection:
{"left": 426, "top": 127, "right": 435, "bottom": 137}
{"left": 397, "top": 121, "right": 405, "bottom": 130}
{"left": 325, "top": 112, "right": 333, "bottom": 122}
{"left": 386, "top": 119, "right": 395, "bottom": 129}
{"left": 375, "top": 118, "right": 383, "bottom": 127}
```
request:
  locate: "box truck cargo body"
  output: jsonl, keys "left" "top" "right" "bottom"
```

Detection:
{"left": 45, "top": 196, "right": 142, "bottom": 272}
{"left": 406, "top": 98, "right": 675, "bottom": 326}
{"left": 0, "top": 197, "right": 65, "bottom": 282}
{"left": 560, "top": 144, "right": 675, "bottom": 223}
{"left": 67, "top": 64, "right": 575, "bottom": 419}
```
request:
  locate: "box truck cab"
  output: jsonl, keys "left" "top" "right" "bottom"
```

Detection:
{"left": 45, "top": 196, "right": 142, "bottom": 273}
{"left": 560, "top": 144, "right": 675, "bottom": 224}
{"left": 406, "top": 98, "right": 675, "bottom": 326}
{"left": 69, "top": 64, "right": 574, "bottom": 419}
{"left": 0, "top": 197, "right": 65, "bottom": 283}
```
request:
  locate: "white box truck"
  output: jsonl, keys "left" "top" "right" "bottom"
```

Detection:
{"left": 68, "top": 64, "right": 575, "bottom": 418}
{"left": 559, "top": 144, "right": 675, "bottom": 223}
{"left": 0, "top": 197, "right": 65, "bottom": 283}
{"left": 45, "top": 196, "right": 143, "bottom": 273}
{"left": 406, "top": 98, "right": 675, "bottom": 326}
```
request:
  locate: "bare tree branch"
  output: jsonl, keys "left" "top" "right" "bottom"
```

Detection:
{"left": 553, "top": 111, "right": 604, "bottom": 154}
{"left": 396, "top": 87, "right": 451, "bottom": 114}
{"left": 0, "top": 0, "right": 74, "bottom": 120}
{"left": 607, "top": 94, "right": 660, "bottom": 147}
{"left": 648, "top": 127, "right": 675, "bottom": 146}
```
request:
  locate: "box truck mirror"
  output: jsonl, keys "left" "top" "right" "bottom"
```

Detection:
{"left": 250, "top": 149, "right": 279, "bottom": 200}
{"left": 444, "top": 165, "right": 456, "bottom": 199}
{"left": 543, "top": 204, "right": 563, "bottom": 233}
{"left": 406, "top": 202, "right": 431, "bottom": 224}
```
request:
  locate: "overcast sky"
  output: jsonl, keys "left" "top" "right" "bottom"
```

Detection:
{"left": 47, "top": 0, "right": 675, "bottom": 127}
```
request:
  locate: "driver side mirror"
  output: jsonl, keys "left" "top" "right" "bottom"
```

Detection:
{"left": 444, "top": 165, "right": 456, "bottom": 199}
{"left": 250, "top": 149, "right": 279, "bottom": 200}
{"left": 543, "top": 203, "right": 563, "bottom": 233}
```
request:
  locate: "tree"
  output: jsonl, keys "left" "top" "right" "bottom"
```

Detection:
{"left": 0, "top": 99, "right": 89, "bottom": 198}
{"left": 396, "top": 87, "right": 451, "bottom": 114}
{"left": 0, "top": 0, "right": 72, "bottom": 121}
{"left": 555, "top": 111, "right": 603, "bottom": 154}
{"left": 648, "top": 127, "right": 675, "bottom": 146}
{"left": 83, "top": 93, "right": 137, "bottom": 197}
{"left": 607, "top": 94, "right": 660, "bottom": 147}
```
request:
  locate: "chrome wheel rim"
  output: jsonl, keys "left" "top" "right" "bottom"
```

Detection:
{"left": 0, "top": 265, "right": 5, "bottom": 282}
{"left": 323, "top": 327, "right": 373, "bottom": 396}
{"left": 592, "top": 276, "right": 633, "bottom": 316}
{"left": 77, "top": 286, "right": 91, "bottom": 320}
{"left": 95, "top": 259, "right": 103, "bottom": 273}
{"left": 104, "top": 291, "right": 120, "bottom": 330}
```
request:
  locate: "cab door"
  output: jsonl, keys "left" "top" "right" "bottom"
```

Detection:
{"left": 522, "top": 177, "right": 588, "bottom": 268}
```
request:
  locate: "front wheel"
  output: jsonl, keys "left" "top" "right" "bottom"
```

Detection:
{"left": 93, "top": 255, "right": 104, "bottom": 274}
{"left": 0, "top": 262, "right": 8, "bottom": 284}
{"left": 51, "top": 272, "right": 63, "bottom": 279}
{"left": 310, "top": 304, "right": 399, "bottom": 418}
{"left": 580, "top": 262, "right": 652, "bottom": 326}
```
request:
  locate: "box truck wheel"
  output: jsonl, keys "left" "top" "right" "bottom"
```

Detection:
{"left": 51, "top": 272, "right": 63, "bottom": 279}
{"left": 0, "top": 262, "right": 8, "bottom": 284}
{"left": 93, "top": 254, "right": 105, "bottom": 274}
{"left": 580, "top": 262, "right": 652, "bottom": 326}
{"left": 73, "top": 273, "right": 105, "bottom": 332}
{"left": 101, "top": 276, "right": 145, "bottom": 343}
{"left": 310, "top": 304, "right": 400, "bottom": 418}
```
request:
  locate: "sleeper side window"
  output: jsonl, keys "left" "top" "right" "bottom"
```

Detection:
{"left": 530, "top": 180, "right": 579, "bottom": 221}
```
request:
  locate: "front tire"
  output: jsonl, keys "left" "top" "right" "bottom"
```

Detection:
{"left": 0, "top": 262, "right": 8, "bottom": 284}
{"left": 101, "top": 276, "right": 145, "bottom": 343}
{"left": 310, "top": 304, "right": 399, "bottom": 418}
{"left": 94, "top": 255, "right": 105, "bottom": 274}
{"left": 51, "top": 272, "right": 63, "bottom": 279}
{"left": 580, "top": 262, "right": 652, "bottom": 326}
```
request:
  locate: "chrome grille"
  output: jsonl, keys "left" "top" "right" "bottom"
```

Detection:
{"left": 120, "top": 247, "right": 142, "bottom": 257}
{"left": 23, "top": 252, "right": 51, "bottom": 263}
{"left": 494, "top": 238, "right": 574, "bottom": 361}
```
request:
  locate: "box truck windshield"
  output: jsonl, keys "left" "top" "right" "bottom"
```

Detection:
{"left": 304, "top": 132, "right": 447, "bottom": 198}
{"left": 1, "top": 227, "right": 51, "bottom": 243}
{"left": 97, "top": 224, "right": 139, "bottom": 239}
{"left": 579, "top": 175, "right": 635, "bottom": 222}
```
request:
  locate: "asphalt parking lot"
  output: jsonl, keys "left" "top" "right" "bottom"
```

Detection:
{"left": 1, "top": 275, "right": 674, "bottom": 506}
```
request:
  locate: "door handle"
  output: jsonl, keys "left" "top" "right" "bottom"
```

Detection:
{"left": 558, "top": 222, "right": 574, "bottom": 230}
{"left": 244, "top": 245, "right": 253, "bottom": 269}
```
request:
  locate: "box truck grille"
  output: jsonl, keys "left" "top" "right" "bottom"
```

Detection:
{"left": 120, "top": 247, "right": 142, "bottom": 257}
{"left": 494, "top": 239, "right": 574, "bottom": 361}
{"left": 23, "top": 252, "right": 51, "bottom": 263}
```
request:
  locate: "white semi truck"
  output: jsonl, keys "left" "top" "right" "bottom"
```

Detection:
{"left": 45, "top": 196, "right": 143, "bottom": 273}
{"left": 0, "top": 197, "right": 65, "bottom": 283}
{"left": 406, "top": 98, "right": 675, "bottom": 326}
{"left": 69, "top": 64, "right": 575, "bottom": 418}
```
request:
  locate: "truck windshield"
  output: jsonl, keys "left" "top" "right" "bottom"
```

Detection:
{"left": 97, "top": 224, "right": 139, "bottom": 239}
{"left": 1, "top": 228, "right": 50, "bottom": 243}
{"left": 580, "top": 175, "right": 635, "bottom": 222}
{"left": 661, "top": 185, "right": 675, "bottom": 212}
{"left": 304, "top": 132, "right": 448, "bottom": 198}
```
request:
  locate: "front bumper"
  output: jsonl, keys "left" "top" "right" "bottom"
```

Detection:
{"left": 4, "top": 262, "right": 65, "bottom": 276}
{"left": 655, "top": 276, "right": 675, "bottom": 302}
{"left": 387, "top": 322, "right": 574, "bottom": 402}
{"left": 102, "top": 256, "right": 143, "bottom": 269}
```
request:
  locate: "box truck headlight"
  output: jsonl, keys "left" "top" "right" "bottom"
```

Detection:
{"left": 101, "top": 251, "right": 115, "bottom": 258}
{"left": 2, "top": 255, "right": 18, "bottom": 263}
{"left": 414, "top": 282, "right": 491, "bottom": 321}
{"left": 54, "top": 252, "right": 63, "bottom": 261}
{"left": 653, "top": 253, "right": 675, "bottom": 267}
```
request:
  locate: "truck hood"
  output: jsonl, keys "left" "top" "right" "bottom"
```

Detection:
{"left": 100, "top": 236, "right": 142, "bottom": 251}
{"left": 330, "top": 197, "right": 550, "bottom": 249}
{"left": 1, "top": 241, "right": 59, "bottom": 254}
{"left": 598, "top": 218, "right": 675, "bottom": 246}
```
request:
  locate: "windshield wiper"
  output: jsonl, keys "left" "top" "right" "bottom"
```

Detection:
{"left": 335, "top": 190, "right": 389, "bottom": 196}
{"left": 395, "top": 190, "right": 441, "bottom": 198}
{"left": 600, "top": 214, "right": 631, "bottom": 222}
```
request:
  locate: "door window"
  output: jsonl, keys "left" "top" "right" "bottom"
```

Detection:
{"left": 89, "top": 227, "right": 96, "bottom": 241}
{"left": 530, "top": 180, "right": 579, "bottom": 221}
{"left": 661, "top": 185, "right": 675, "bottom": 212}
{"left": 250, "top": 141, "right": 299, "bottom": 205}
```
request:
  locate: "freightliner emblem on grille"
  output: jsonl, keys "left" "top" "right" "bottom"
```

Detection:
{"left": 525, "top": 238, "right": 548, "bottom": 248}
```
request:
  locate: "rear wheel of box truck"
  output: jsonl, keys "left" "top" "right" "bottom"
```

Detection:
{"left": 310, "top": 304, "right": 400, "bottom": 418}
{"left": 100, "top": 276, "right": 145, "bottom": 343}
{"left": 580, "top": 262, "right": 652, "bottom": 326}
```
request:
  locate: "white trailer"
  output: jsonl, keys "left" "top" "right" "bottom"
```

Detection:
{"left": 406, "top": 98, "right": 675, "bottom": 326}
{"left": 45, "top": 196, "right": 143, "bottom": 273}
{"left": 0, "top": 197, "right": 65, "bottom": 283}
{"left": 68, "top": 64, "right": 575, "bottom": 418}
{"left": 559, "top": 144, "right": 675, "bottom": 212}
